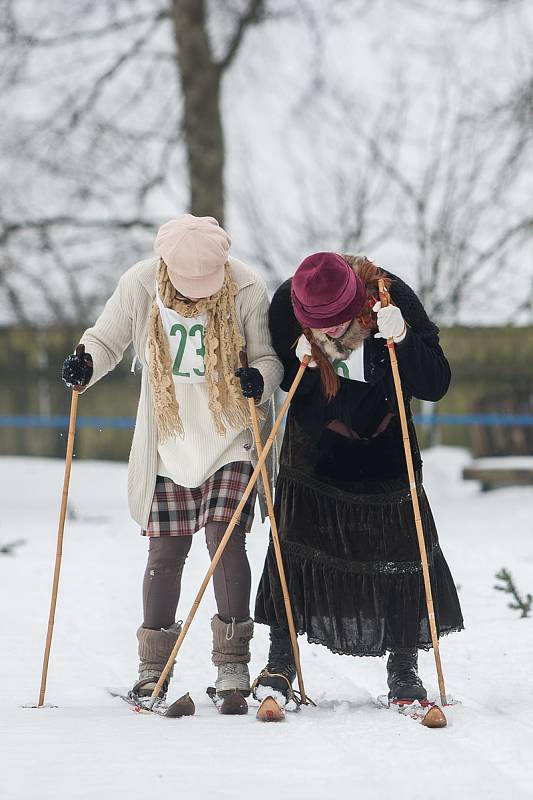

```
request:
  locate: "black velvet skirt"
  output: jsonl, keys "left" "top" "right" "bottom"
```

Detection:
{"left": 254, "top": 465, "right": 464, "bottom": 657}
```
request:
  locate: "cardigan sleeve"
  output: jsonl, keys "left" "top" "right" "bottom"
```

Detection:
{"left": 78, "top": 271, "right": 135, "bottom": 390}
{"left": 387, "top": 273, "right": 451, "bottom": 401}
{"left": 240, "top": 277, "right": 284, "bottom": 404}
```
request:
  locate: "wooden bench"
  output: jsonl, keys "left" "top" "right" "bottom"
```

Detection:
{"left": 463, "top": 457, "right": 533, "bottom": 491}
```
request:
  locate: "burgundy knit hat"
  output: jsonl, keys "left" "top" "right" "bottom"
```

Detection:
{"left": 291, "top": 252, "right": 366, "bottom": 328}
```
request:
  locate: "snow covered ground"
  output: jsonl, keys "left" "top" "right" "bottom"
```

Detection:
{"left": 1, "top": 448, "right": 532, "bottom": 800}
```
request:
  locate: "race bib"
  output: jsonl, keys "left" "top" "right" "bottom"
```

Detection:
{"left": 331, "top": 342, "right": 366, "bottom": 383}
{"left": 156, "top": 289, "right": 207, "bottom": 384}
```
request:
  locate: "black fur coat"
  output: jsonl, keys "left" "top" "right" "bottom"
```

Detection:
{"left": 254, "top": 270, "right": 463, "bottom": 656}
{"left": 269, "top": 271, "right": 451, "bottom": 483}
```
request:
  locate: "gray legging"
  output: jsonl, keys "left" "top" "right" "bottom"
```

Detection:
{"left": 142, "top": 521, "right": 251, "bottom": 629}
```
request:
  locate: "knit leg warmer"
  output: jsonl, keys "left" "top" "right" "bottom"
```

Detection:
{"left": 137, "top": 622, "right": 181, "bottom": 678}
{"left": 211, "top": 614, "right": 254, "bottom": 666}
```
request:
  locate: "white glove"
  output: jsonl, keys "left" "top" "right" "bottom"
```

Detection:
{"left": 295, "top": 334, "right": 316, "bottom": 366}
{"left": 372, "top": 301, "right": 407, "bottom": 343}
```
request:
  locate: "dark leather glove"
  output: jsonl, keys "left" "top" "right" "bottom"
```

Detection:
{"left": 235, "top": 366, "right": 264, "bottom": 402}
{"left": 62, "top": 344, "right": 93, "bottom": 390}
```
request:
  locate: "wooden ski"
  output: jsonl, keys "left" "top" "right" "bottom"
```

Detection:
{"left": 256, "top": 695, "right": 285, "bottom": 722}
{"left": 206, "top": 687, "right": 248, "bottom": 715}
{"left": 377, "top": 695, "right": 447, "bottom": 728}
{"left": 107, "top": 687, "right": 195, "bottom": 718}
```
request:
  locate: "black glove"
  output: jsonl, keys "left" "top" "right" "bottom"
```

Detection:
{"left": 62, "top": 344, "right": 93, "bottom": 390}
{"left": 235, "top": 366, "right": 264, "bottom": 401}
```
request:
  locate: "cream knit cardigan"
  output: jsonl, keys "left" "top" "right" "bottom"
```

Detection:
{"left": 80, "top": 255, "right": 283, "bottom": 528}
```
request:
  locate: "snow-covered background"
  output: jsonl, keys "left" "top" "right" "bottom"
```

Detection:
{"left": 1, "top": 448, "right": 532, "bottom": 800}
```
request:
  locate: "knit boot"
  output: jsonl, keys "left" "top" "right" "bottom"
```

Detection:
{"left": 253, "top": 624, "right": 296, "bottom": 703}
{"left": 133, "top": 622, "right": 181, "bottom": 700}
{"left": 211, "top": 615, "right": 254, "bottom": 698}
{"left": 387, "top": 649, "right": 427, "bottom": 701}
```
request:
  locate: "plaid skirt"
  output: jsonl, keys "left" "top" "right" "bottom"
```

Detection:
{"left": 143, "top": 461, "right": 256, "bottom": 537}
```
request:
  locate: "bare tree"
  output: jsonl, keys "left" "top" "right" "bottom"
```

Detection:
{"left": 0, "top": 0, "right": 268, "bottom": 324}
{"left": 236, "top": 84, "right": 404, "bottom": 289}
{"left": 369, "top": 100, "right": 533, "bottom": 320}
{"left": 238, "top": 63, "right": 533, "bottom": 324}
{"left": 173, "top": 0, "right": 267, "bottom": 222}
{"left": 1, "top": 0, "right": 532, "bottom": 326}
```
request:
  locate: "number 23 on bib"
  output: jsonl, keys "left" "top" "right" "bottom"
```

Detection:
{"left": 156, "top": 289, "right": 208, "bottom": 384}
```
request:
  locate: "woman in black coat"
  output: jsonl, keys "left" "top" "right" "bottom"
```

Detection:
{"left": 254, "top": 252, "right": 463, "bottom": 703}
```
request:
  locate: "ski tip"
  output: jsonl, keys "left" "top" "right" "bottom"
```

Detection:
{"left": 378, "top": 695, "right": 448, "bottom": 726}
{"left": 421, "top": 705, "right": 447, "bottom": 728}
{"left": 256, "top": 696, "right": 284, "bottom": 722}
{"left": 219, "top": 691, "right": 248, "bottom": 716}
{"left": 165, "top": 692, "right": 195, "bottom": 718}
{"left": 206, "top": 687, "right": 249, "bottom": 715}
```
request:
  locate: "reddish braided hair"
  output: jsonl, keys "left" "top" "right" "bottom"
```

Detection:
{"left": 301, "top": 327, "right": 340, "bottom": 401}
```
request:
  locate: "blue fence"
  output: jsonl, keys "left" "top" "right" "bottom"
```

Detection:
{"left": 0, "top": 415, "right": 135, "bottom": 429}
{"left": 1, "top": 414, "right": 533, "bottom": 429}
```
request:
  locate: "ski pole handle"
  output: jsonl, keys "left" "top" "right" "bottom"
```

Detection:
{"left": 378, "top": 283, "right": 390, "bottom": 308}
{"left": 239, "top": 349, "right": 249, "bottom": 370}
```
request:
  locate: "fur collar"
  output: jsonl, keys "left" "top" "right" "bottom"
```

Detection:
{"left": 312, "top": 317, "right": 370, "bottom": 360}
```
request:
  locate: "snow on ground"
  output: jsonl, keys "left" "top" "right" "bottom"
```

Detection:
{"left": 1, "top": 448, "right": 532, "bottom": 800}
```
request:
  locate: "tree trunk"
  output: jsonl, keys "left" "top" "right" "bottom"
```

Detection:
{"left": 172, "top": 0, "right": 225, "bottom": 224}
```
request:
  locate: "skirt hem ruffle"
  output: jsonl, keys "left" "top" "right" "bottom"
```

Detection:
{"left": 253, "top": 618, "right": 465, "bottom": 658}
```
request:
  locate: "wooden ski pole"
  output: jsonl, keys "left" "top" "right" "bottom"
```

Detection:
{"left": 378, "top": 279, "right": 447, "bottom": 707}
{"left": 38, "top": 389, "right": 79, "bottom": 707}
{"left": 239, "top": 350, "right": 308, "bottom": 705}
{"left": 150, "top": 356, "right": 311, "bottom": 707}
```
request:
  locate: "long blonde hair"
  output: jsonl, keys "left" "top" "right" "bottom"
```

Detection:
{"left": 148, "top": 259, "right": 249, "bottom": 440}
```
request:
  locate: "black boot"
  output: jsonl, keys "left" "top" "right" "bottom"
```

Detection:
{"left": 131, "top": 675, "right": 169, "bottom": 700}
{"left": 254, "top": 625, "right": 296, "bottom": 700}
{"left": 387, "top": 650, "right": 427, "bottom": 701}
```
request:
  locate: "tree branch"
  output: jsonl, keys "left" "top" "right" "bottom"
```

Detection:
{"left": 217, "top": 0, "right": 266, "bottom": 72}
{"left": 0, "top": 217, "right": 157, "bottom": 247}
{"left": 0, "top": 259, "right": 30, "bottom": 324}
{"left": 470, "top": 215, "right": 533, "bottom": 273}
{"left": 65, "top": 15, "right": 166, "bottom": 129}
{"left": 1, "top": 10, "right": 170, "bottom": 48}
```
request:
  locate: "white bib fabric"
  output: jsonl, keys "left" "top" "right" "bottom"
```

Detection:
{"left": 153, "top": 286, "right": 253, "bottom": 488}
{"left": 331, "top": 342, "right": 366, "bottom": 383}
{"left": 156, "top": 288, "right": 208, "bottom": 384}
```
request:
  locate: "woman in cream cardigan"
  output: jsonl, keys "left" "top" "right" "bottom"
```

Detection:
{"left": 62, "top": 214, "right": 283, "bottom": 701}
